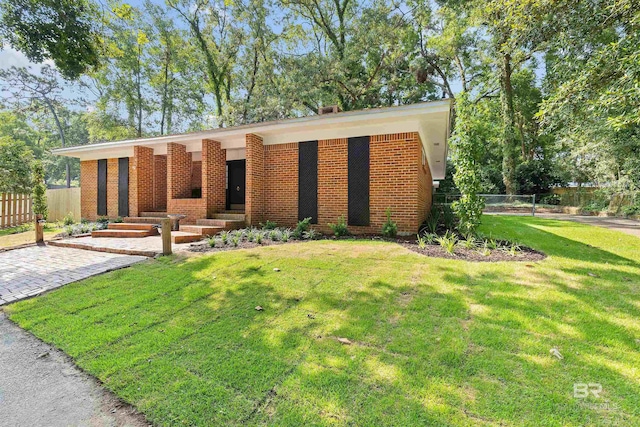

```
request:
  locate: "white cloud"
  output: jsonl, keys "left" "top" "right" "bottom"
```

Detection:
{"left": 0, "top": 45, "right": 56, "bottom": 70}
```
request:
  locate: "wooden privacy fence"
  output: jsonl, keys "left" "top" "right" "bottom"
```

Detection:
{"left": 0, "top": 193, "right": 33, "bottom": 228}
{"left": 46, "top": 188, "right": 81, "bottom": 222}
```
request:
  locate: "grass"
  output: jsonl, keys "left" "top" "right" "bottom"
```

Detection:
{"left": 0, "top": 223, "right": 62, "bottom": 248}
{"left": 4, "top": 216, "right": 640, "bottom": 426}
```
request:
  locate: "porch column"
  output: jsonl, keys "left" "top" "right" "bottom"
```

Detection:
{"left": 130, "top": 146, "right": 154, "bottom": 217}
{"left": 246, "top": 133, "right": 264, "bottom": 226}
{"left": 202, "top": 139, "right": 226, "bottom": 217}
{"left": 167, "top": 142, "right": 192, "bottom": 200}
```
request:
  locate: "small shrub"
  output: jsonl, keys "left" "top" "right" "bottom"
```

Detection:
{"left": 231, "top": 234, "right": 240, "bottom": 247}
{"left": 621, "top": 204, "right": 639, "bottom": 217}
{"left": 281, "top": 228, "right": 292, "bottom": 242}
{"left": 539, "top": 194, "right": 561, "bottom": 206}
{"left": 246, "top": 228, "right": 256, "bottom": 242}
{"left": 506, "top": 243, "right": 521, "bottom": 257}
{"left": 208, "top": 237, "right": 217, "bottom": 248}
{"left": 328, "top": 216, "right": 349, "bottom": 237}
{"left": 293, "top": 217, "right": 312, "bottom": 239}
{"left": 303, "top": 229, "right": 318, "bottom": 240}
{"left": 381, "top": 208, "right": 398, "bottom": 238}
{"left": 478, "top": 244, "right": 491, "bottom": 256}
{"left": 269, "top": 229, "right": 281, "bottom": 241}
{"left": 97, "top": 216, "right": 109, "bottom": 226}
{"left": 113, "top": 216, "right": 124, "bottom": 223}
{"left": 220, "top": 230, "right": 229, "bottom": 245}
{"left": 424, "top": 205, "right": 441, "bottom": 234}
{"left": 436, "top": 230, "right": 457, "bottom": 254}
{"left": 458, "top": 236, "right": 477, "bottom": 250}
{"left": 256, "top": 231, "right": 263, "bottom": 244}
{"left": 231, "top": 229, "right": 246, "bottom": 239}
{"left": 417, "top": 233, "right": 428, "bottom": 249}
{"left": 485, "top": 238, "right": 498, "bottom": 250}
{"left": 261, "top": 220, "right": 277, "bottom": 230}
{"left": 441, "top": 205, "right": 457, "bottom": 231}
{"left": 63, "top": 212, "right": 75, "bottom": 226}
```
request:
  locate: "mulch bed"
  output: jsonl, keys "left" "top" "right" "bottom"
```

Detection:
{"left": 400, "top": 242, "right": 546, "bottom": 262}
{"left": 187, "top": 235, "right": 546, "bottom": 262}
{"left": 188, "top": 239, "right": 291, "bottom": 253}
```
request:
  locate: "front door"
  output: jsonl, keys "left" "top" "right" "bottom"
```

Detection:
{"left": 227, "top": 160, "right": 246, "bottom": 209}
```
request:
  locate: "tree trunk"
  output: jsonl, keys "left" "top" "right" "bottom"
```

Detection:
{"left": 136, "top": 45, "right": 143, "bottom": 138}
{"left": 500, "top": 53, "right": 518, "bottom": 195}
{"left": 43, "top": 97, "right": 70, "bottom": 188}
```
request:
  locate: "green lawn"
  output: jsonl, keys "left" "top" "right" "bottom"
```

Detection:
{"left": 0, "top": 224, "right": 63, "bottom": 248}
{"left": 5, "top": 216, "right": 640, "bottom": 426}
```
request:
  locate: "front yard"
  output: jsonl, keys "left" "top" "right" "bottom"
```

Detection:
{"left": 5, "top": 216, "right": 640, "bottom": 426}
{"left": 0, "top": 223, "right": 62, "bottom": 248}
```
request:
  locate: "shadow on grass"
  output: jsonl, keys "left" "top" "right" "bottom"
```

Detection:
{"left": 6, "top": 225, "right": 640, "bottom": 426}
{"left": 482, "top": 216, "right": 640, "bottom": 268}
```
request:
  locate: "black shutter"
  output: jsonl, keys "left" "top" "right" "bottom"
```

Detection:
{"left": 348, "top": 136, "right": 370, "bottom": 226}
{"left": 298, "top": 140, "right": 318, "bottom": 223}
{"left": 118, "top": 157, "right": 129, "bottom": 217}
{"left": 97, "top": 159, "right": 107, "bottom": 216}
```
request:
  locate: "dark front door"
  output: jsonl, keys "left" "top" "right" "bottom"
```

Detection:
{"left": 118, "top": 157, "right": 129, "bottom": 217}
{"left": 227, "top": 160, "right": 246, "bottom": 208}
{"left": 97, "top": 159, "right": 107, "bottom": 216}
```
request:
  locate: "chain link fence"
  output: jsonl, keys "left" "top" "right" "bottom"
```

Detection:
{"left": 434, "top": 194, "right": 538, "bottom": 216}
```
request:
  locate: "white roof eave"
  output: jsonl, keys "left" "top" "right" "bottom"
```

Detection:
{"left": 53, "top": 99, "right": 453, "bottom": 179}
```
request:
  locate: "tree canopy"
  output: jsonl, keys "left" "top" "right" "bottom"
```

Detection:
{"left": 0, "top": 0, "right": 637, "bottom": 198}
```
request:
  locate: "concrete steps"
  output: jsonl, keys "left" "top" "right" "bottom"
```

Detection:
{"left": 108, "top": 222, "right": 157, "bottom": 231}
{"left": 167, "top": 231, "right": 203, "bottom": 244}
{"left": 195, "top": 218, "right": 245, "bottom": 230}
{"left": 180, "top": 225, "right": 224, "bottom": 236}
{"left": 91, "top": 228, "right": 158, "bottom": 238}
{"left": 123, "top": 216, "right": 166, "bottom": 224}
{"left": 211, "top": 213, "right": 246, "bottom": 221}
{"left": 140, "top": 211, "right": 167, "bottom": 217}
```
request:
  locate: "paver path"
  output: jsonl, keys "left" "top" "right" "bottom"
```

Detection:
{"left": 0, "top": 312, "right": 148, "bottom": 426}
{"left": 0, "top": 244, "right": 146, "bottom": 305}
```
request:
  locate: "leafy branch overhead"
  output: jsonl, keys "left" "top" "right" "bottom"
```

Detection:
{"left": 0, "top": 0, "right": 637, "bottom": 197}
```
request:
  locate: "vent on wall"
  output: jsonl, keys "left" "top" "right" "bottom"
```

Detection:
{"left": 318, "top": 105, "right": 341, "bottom": 115}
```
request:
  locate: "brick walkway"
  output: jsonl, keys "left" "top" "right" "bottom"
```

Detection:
{"left": 49, "top": 235, "right": 194, "bottom": 257}
{"left": 0, "top": 245, "right": 146, "bottom": 306}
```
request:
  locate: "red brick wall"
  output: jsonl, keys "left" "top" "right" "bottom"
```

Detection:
{"left": 246, "top": 133, "right": 264, "bottom": 226}
{"left": 418, "top": 145, "right": 433, "bottom": 227}
{"left": 264, "top": 142, "right": 298, "bottom": 226}
{"left": 191, "top": 161, "right": 202, "bottom": 190}
{"left": 167, "top": 143, "right": 192, "bottom": 199}
{"left": 260, "top": 132, "right": 432, "bottom": 234}
{"left": 153, "top": 155, "right": 167, "bottom": 210}
{"left": 131, "top": 146, "right": 154, "bottom": 216}
{"left": 106, "top": 158, "right": 119, "bottom": 217}
{"left": 368, "top": 132, "right": 423, "bottom": 233}
{"left": 78, "top": 133, "right": 433, "bottom": 232}
{"left": 317, "top": 138, "right": 348, "bottom": 230}
{"left": 168, "top": 198, "right": 206, "bottom": 224}
{"left": 80, "top": 160, "right": 97, "bottom": 221}
{"left": 202, "top": 139, "right": 226, "bottom": 217}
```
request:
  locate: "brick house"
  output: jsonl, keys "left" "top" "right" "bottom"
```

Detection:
{"left": 54, "top": 100, "right": 452, "bottom": 239}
